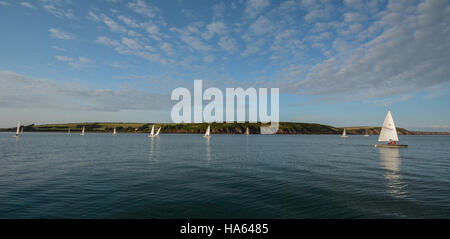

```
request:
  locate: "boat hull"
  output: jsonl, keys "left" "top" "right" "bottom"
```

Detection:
{"left": 374, "top": 144, "right": 408, "bottom": 148}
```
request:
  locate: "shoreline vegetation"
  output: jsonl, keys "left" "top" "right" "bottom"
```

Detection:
{"left": 1, "top": 122, "right": 449, "bottom": 135}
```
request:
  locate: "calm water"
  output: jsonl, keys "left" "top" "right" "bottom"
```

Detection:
{"left": 0, "top": 132, "right": 449, "bottom": 218}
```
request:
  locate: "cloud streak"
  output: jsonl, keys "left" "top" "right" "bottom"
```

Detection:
{"left": 0, "top": 71, "right": 171, "bottom": 112}
{"left": 48, "top": 28, "right": 75, "bottom": 40}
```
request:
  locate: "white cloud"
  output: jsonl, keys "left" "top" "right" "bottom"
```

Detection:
{"left": 77, "top": 57, "right": 91, "bottom": 64}
{"left": 0, "top": 1, "right": 10, "bottom": 7}
{"left": 88, "top": 11, "right": 127, "bottom": 34}
{"left": 181, "top": 34, "right": 211, "bottom": 52}
{"left": 102, "top": 15, "right": 127, "bottom": 34}
{"left": 161, "top": 42, "right": 175, "bottom": 56}
{"left": 203, "top": 54, "right": 215, "bottom": 64}
{"left": 54, "top": 55, "right": 93, "bottom": 69}
{"left": 250, "top": 16, "right": 274, "bottom": 35}
{"left": 48, "top": 28, "right": 75, "bottom": 40}
{"left": 431, "top": 124, "right": 450, "bottom": 129}
{"left": 283, "top": 0, "right": 450, "bottom": 100}
{"left": 54, "top": 55, "right": 73, "bottom": 62}
{"left": 245, "top": 0, "right": 270, "bottom": 18}
{"left": 42, "top": 1, "right": 76, "bottom": 19}
{"left": 121, "top": 37, "right": 142, "bottom": 50}
{"left": 203, "top": 21, "right": 227, "bottom": 40}
{"left": 0, "top": 71, "right": 171, "bottom": 112}
{"left": 118, "top": 15, "right": 139, "bottom": 28}
{"left": 52, "top": 46, "right": 66, "bottom": 51}
{"left": 96, "top": 34, "right": 168, "bottom": 65}
{"left": 95, "top": 36, "right": 119, "bottom": 46}
{"left": 128, "top": 0, "right": 160, "bottom": 18}
{"left": 20, "top": 2, "right": 34, "bottom": 8}
{"left": 218, "top": 37, "right": 238, "bottom": 52}
{"left": 212, "top": 2, "right": 226, "bottom": 19}
{"left": 143, "top": 23, "right": 162, "bottom": 41}
{"left": 301, "top": 0, "right": 336, "bottom": 22}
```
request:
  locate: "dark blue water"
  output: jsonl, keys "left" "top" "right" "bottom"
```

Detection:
{"left": 0, "top": 133, "right": 449, "bottom": 218}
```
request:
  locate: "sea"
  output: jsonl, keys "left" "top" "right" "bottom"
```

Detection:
{"left": 0, "top": 133, "right": 449, "bottom": 218}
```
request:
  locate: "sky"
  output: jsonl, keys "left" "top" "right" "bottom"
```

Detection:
{"left": 0, "top": 0, "right": 449, "bottom": 131}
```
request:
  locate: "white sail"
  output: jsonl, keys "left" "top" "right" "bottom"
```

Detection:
{"left": 245, "top": 127, "right": 249, "bottom": 135}
{"left": 341, "top": 128, "right": 348, "bottom": 138}
{"left": 364, "top": 129, "right": 369, "bottom": 136}
{"left": 21, "top": 127, "right": 24, "bottom": 133}
{"left": 149, "top": 125, "right": 155, "bottom": 137}
{"left": 16, "top": 121, "right": 20, "bottom": 136}
{"left": 378, "top": 110, "right": 399, "bottom": 142}
{"left": 81, "top": 126, "right": 85, "bottom": 136}
{"left": 68, "top": 128, "right": 71, "bottom": 134}
{"left": 204, "top": 125, "right": 210, "bottom": 137}
{"left": 113, "top": 127, "right": 116, "bottom": 136}
{"left": 155, "top": 127, "right": 161, "bottom": 136}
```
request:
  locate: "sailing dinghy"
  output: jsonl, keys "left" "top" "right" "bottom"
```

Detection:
{"left": 80, "top": 126, "right": 85, "bottom": 136}
{"left": 375, "top": 111, "right": 407, "bottom": 148}
{"left": 341, "top": 128, "right": 348, "bottom": 138}
{"left": 14, "top": 121, "right": 20, "bottom": 138}
{"left": 203, "top": 125, "right": 211, "bottom": 138}
{"left": 149, "top": 125, "right": 157, "bottom": 138}
{"left": 364, "top": 129, "right": 369, "bottom": 137}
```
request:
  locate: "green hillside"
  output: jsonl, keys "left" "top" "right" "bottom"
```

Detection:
{"left": 0, "top": 122, "right": 425, "bottom": 135}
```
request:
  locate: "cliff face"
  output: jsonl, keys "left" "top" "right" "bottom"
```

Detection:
{"left": 1, "top": 122, "right": 449, "bottom": 135}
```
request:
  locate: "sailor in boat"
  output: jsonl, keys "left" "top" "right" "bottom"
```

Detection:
{"left": 388, "top": 140, "right": 397, "bottom": 145}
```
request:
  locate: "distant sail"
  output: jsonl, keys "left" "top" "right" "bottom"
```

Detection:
{"left": 68, "top": 128, "right": 71, "bottom": 135}
{"left": 155, "top": 127, "right": 161, "bottom": 136}
{"left": 364, "top": 129, "right": 369, "bottom": 136}
{"left": 113, "top": 127, "right": 116, "bottom": 136}
{"left": 245, "top": 127, "right": 249, "bottom": 135}
{"left": 341, "top": 128, "right": 348, "bottom": 138}
{"left": 15, "top": 121, "right": 20, "bottom": 137}
{"left": 81, "top": 126, "right": 85, "bottom": 136}
{"left": 21, "top": 126, "right": 24, "bottom": 133}
{"left": 148, "top": 125, "right": 155, "bottom": 137}
{"left": 378, "top": 111, "right": 398, "bottom": 142}
{"left": 204, "top": 125, "right": 210, "bottom": 137}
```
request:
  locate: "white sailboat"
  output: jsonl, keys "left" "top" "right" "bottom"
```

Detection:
{"left": 80, "top": 126, "right": 85, "bottom": 136}
{"left": 14, "top": 121, "right": 20, "bottom": 138}
{"left": 68, "top": 128, "right": 71, "bottom": 135}
{"left": 341, "top": 128, "right": 348, "bottom": 138}
{"left": 203, "top": 125, "right": 211, "bottom": 138}
{"left": 113, "top": 127, "right": 117, "bottom": 136}
{"left": 148, "top": 125, "right": 156, "bottom": 138}
{"left": 21, "top": 127, "right": 24, "bottom": 134}
{"left": 154, "top": 127, "right": 161, "bottom": 136}
{"left": 375, "top": 110, "right": 407, "bottom": 148}
{"left": 245, "top": 127, "right": 250, "bottom": 135}
{"left": 364, "top": 128, "right": 369, "bottom": 137}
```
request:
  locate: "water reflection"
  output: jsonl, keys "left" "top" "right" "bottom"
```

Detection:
{"left": 148, "top": 137, "right": 160, "bottom": 162}
{"left": 378, "top": 148, "right": 407, "bottom": 198}
{"left": 205, "top": 137, "right": 211, "bottom": 163}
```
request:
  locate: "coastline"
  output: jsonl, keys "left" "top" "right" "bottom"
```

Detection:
{"left": 1, "top": 122, "right": 448, "bottom": 135}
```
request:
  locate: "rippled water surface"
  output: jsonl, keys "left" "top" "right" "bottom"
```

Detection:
{"left": 0, "top": 132, "right": 449, "bottom": 218}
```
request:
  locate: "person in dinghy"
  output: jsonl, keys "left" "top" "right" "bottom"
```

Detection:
{"left": 388, "top": 140, "right": 397, "bottom": 145}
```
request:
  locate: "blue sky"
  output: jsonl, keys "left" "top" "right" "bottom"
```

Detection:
{"left": 0, "top": 0, "right": 449, "bottom": 130}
